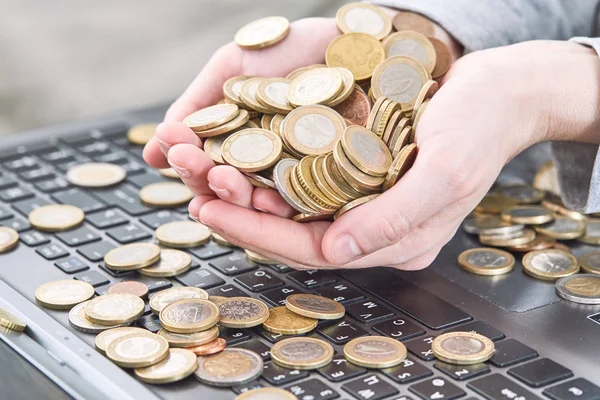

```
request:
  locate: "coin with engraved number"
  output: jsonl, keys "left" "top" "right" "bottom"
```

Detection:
{"left": 195, "top": 348, "right": 263, "bottom": 387}
{"left": 282, "top": 105, "right": 346, "bottom": 156}
{"left": 555, "top": 274, "right": 600, "bottom": 305}
{"left": 128, "top": 123, "right": 158, "bottom": 145}
{"left": 235, "top": 387, "right": 297, "bottom": 400}
{"left": 134, "top": 348, "right": 198, "bottom": 384}
{"left": 533, "top": 216, "right": 585, "bottom": 240}
{"left": 382, "top": 31, "right": 436, "bottom": 73}
{"left": 218, "top": 297, "right": 270, "bottom": 328}
{"left": 189, "top": 338, "right": 227, "bottom": 356}
{"left": 458, "top": 248, "right": 515, "bottom": 276}
{"left": 462, "top": 214, "right": 524, "bottom": 236}
{"left": 288, "top": 68, "right": 344, "bottom": 107}
{"left": 578, "top": 251, "right": 600, "bottom": 275}
{"left": 106, "top": 332, "right": 169, "bottom": 368}
{"left": 29, "top": 204, "right": 85, "bottom": 232}
{"left": 371, "top": 56, "right": 430, "bottom": 106}
{"left": 157, "top": 326, "right": 219, "bottom": 348}
{"left": 139, "top": 182, "right": 193, "bottom": 207}
{"left": 285, "top": 294, "right": 345, "bottom": 320}
{"left": 84, "top": 293, "right": 145, "bottom": 325}
{"left": 160, "top": 299, "right": 219, "bottom": 334}
{"left": 501, "top": 206, "right": 554, "bottom": 225}
{"left": 341, "top": 126, "right": 392, "bottom": 176}
{"left": 155, "top": 220, "right": 211, "bottom": 248}
{"left": 95, "top": 327, "right": 147, "bottom": 355}
{"left": 69, "top": 300, "right": 123, "bottom": 333}
{"left": 0, "top": 308, "right": 26, "bottom": 332}
{"left": 273, "top": 159, "right": 316, "bottom": 214}
{"left": 104, "top": 243, "right": 161, "bottom": 271}
{"left": 475, "top": 193, "right": 519, "bottom": 214}
{"left": 522, "top": 249, "right": 579, "bottom": 281}
{"left": 479, "top": 228, "right": 536, "bottom": 247}
{"left": 271, "top": 337, "right": 334, "bottom": 370}
{"left": 107, "top": 281, "right": 149, "bottom": 299}
{"left": 495, "top": 184, "right": 545, "bottom": 204}
{"left": 222, "top": 129, "right": 283, "bottom": 173}
{"left": 432, "top": 332, "right": 495, "bottom": 365}
{"left": 262, "top": 306, "right": 317, "bottom": 335}
{"left": 35, "top": 279, "right": 95, "bottom": 310}
{"left": 0, "top": 227, "right": 19, "bottom": 253}
{"left": 66, "top": 163, "right": 126, "bottom": 188}
{"left": 149, "top": 287, "right": 209, "bottom": 314}
{"left": 344, "top": 336, "right": 407, "bottom": 368}
{"left": 326, "top": 33, "right": 385, "bottom": 81}
{"left": 336, "top": 2, "right": 392, "bottom": 40}
{"left": 577, "top": 218, "right": 600, "bottom": 245}
{"left": 183, "top": 104, "right": 239, "bottom": 132}
{"left": 139, "top": 249, "right": 192, "bottom": 277}
{"left": 234, "top": 16, "right": 290, "bottom": 50}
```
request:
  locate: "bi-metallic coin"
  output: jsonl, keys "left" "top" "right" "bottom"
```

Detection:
{"left": 195, "top": 348, "right": 263, "bottom": 387}
{"left": 344, "top": 336, "right": 407, "bottom": 368}
{"left": 218, "top": 297, "right": 270, "bottom": 328}
{"left": 522, "top": 249, "right": 579, "bottom": 281}
{"left": 271, "top": 337, "right": 334, "bottom": 370}
{"left": 431, "top": 332, "right": 495, "bottom": 365}
{"left": 457, "top": 248, "right": 515, "bottom": 276}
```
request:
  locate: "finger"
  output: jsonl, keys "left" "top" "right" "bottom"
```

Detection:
{"left": 144, "top": 121, "right": 202, "bottom": 168}
{"left": 188, "top": 195, "right": 218, "bottom": 221}
{"left": 388, "top": 249, "right": 442, "bottom": 271}
{"left": 166, "top": 143, "right": 215, "bottom": 196}
{"left": 252, "top": 188, "right": 296, "bottom": 218}
{"left": 207, "top": 166, "right": 255, "bottom": 209}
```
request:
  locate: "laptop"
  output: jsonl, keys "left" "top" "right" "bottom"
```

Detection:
{"left": 0, "top": 103, "right": 598, "bottom": 400}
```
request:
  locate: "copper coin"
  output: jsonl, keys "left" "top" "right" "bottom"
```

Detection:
{"left": 333, "top": 85, "right": 371, "bottom": 127}
{"left": 392, "top": 11, "right": 435, "bottom": 36}
{"left": 107, "top": 281, "right": 149, "bottom": 299}
{"left": 189, "top": 338, "right": 226, "bottom": 356}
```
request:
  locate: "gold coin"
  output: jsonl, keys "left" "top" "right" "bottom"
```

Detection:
{"left": 495, "top": 184, "right": 545, "bottom": 205}
{"left": 334, "top": 194, "right": 379, "bottom": 220}
{"left": 475, "top": 193, "right": 519, "bottom": 214}
{"left": 204, "top": 132, "right": 234, "bottom": 164}
{"left": 333, "top": 142, "right": 383, "bottom": 193}
{"left": 262, "top": 306, "right": 317, "bottom": 335}
{"left": 533, "top": 216, "right": 585, "bottom": 240}
{"left": 382, "top": 31, "right": 436, "bottom": 73}
{"left": 160, "top": 299, "right": 219, "bottom": 334}
{"left": 155, "top": 220, "right": 211, "bottom": 248}
{"left": 69, "top": 300, "right": 122, "bottom": 333}
{"left": 288, "top": 68, "right": 344, "bottom": 107}
{"left": 285, "top": 294, "right": 345, "bottom": 320}
{"left": 374, "top": 100, "right": 402, "bottom": 139}
{"left": 366, "top": 97, "right": 390, "bottom": 132}
{"left": 282, "top": 105, "right": 346, "bottom": 156}
{"left": 429, "top": 37, "right": 453, "bottom": 79}
{"left": 341, "top": 126, "right": 392, "bottom": 176}
{"left": 134, "top": 348, "right": 197, "bottom": 384}
{"left": 371, "top": 56, "right": 430, "bottom": 107}
{"left": 381, "top": 110, "right": 406, "bottom": 145}
{"left": 139, "top": 248, "right": 192, "bottom": 277}
{"left": 139, "top": 182, "right": 193, "bottom": 207}
{"left": 28, "top": 204, "right": 84, "bottom": 232}
{"left": 344, "top": 336, "right": 407, "bottom": 368}
{"left": 84, "top": 293, "right": 145, "bottom": 325}
{"left": 432, "top": 332, "right": 495, "bottom": 365}
{"left": 222, "top": 129, "right": 283, "bottom": 173}
{"left": 234, "top": 16, "right": 290, "bottom": 50}
{"left": 322, "top": 153, "right": 363, "bottom": 201}
{"left": 292, "top": 212, "right": 333, "bottom": 222}
{"left": 327, "top": 67, "right": 356, "bottom": 107}
{"left": 183, "top": 104, "right": 239, "bottom": 132}
{"left": 159, "top": 168, "right": 180, "bottom": 179}
{"left": 579, "top": 251, "right": 600, "bottom": 275}
{"left": 458, "top": 248, "right": 515, "bottom": 276}
{"left": 577, "top": 218, "right": 600, "bottom": 245}
{"left": 273, "top": 158, "right": 317, "bottom": 214}
{"left": 35, "top": 279, "right": 94, "bottom": 310}
{"left": 256, "top": 78, "right": 293, "bottom": 114}
{"left": 240, "top": 78, "right": 272, "bottom": 114}
{"left": 412, "top": 80, "right": 438, "bottom": 116}
{"left": 326, "top": 33, "right": 385, "bottom": 81}
{"left": 392, "top": 11, "right": 435, "bottom": 36}
{"left": 479, "top": 228, "right": 536, "bottom": 247}
{"left": 390, "top": 126, "right": 413, "bottom": 158}
{"left": 104, "top": 243, "right": 161, "bottom": 271}
{"left": 195, "top": 348, "right": 263, "bottom": 387}
{"left": 506, "top": 234, "right": 556, "bottom": 252}
{"left": 382, "top": 143, "right": 417, "bottom": 191}
{"left": 149, "top": 287, "right": 209, "bottom": 314}
{"left": 236, "top": 388, "right": 297, "bottom": 400}
{"left": 218, "top": 297, "right": 270, "bottom": 328}
{"left": 522, "top": 249, "right": 579, "bottom": 281}
{"left": 95, "top": 327, "right": 148, "bottom": 355}
{"left": 66, "top": 163, "right": 126, "bottom": 188}
{"left": 193, "top": 109, "right": 250, "bottom": 137}
{"left": 0, "top": 227, "right": 19, "bottom": 253}
{"left": 245, "top": 249, "right": 279, "bottom": 265}
{"left": 106, "top": 332, "right": 169, "bottom": 368}
{"left": 501, "top": 206, "right": 554, "bottom": 225}
{"left": 290, "top": 164, "right": 336, "bottom": 213}
{"left": 336, "top": 2, "right": 392, "bottom": 40}
{"left": 157, "top": 326, "right": 219, "bottom": 348}
{"left": 271, "top": 337, "right": 334, "bottom": 370}
{"left": 128, "top": 123, "right": 158, "bottom": 145}
{"left": 245, "top": 170, "right": 276, "bottom": 189}
{"left": 296, "top": 156, "right": 339, "bottom": 210}
{"left": 0, "top": 308, "right": 26, "bottom": 332}
{"left": 411, "top": 98, "right": 429, "bottom": 141}
{"left": 223, "top": 76, "right": 250, "bottom": 107}
{"left": 270, "top": 113, "right": 286, "bottom": 137}
{"left": 311, "top": 155, "right": 348, "bottom": 204}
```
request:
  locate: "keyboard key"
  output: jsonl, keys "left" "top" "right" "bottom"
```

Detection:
{"left": 99, "top": 264, "right": 135, "bottom": 278}
{"left": 409, "top": 377, "right": 466, "bottom": 400}
{"left": 207, "top": 284, "right": 248, "bottom": 298}
{"left": 176, "top": 268, "right": 225, "bottom": 289}
{"left": 52, "top": 188, "right": 106, "bottom": 213}
{"left": 106, "top": 223, "right": 151, "bottom": 243}
{"left": 260, "top": 286, "right": 303, "bottom": 307}
{"left": 0, "top": 175, "right": 17, "bottom": 190}
{"left": 35, "top": 178, "right": 70, "bottom": 193}
{"left": 381, "top": 358, "right": 433, "bottom": 384}
{"left": 234, "top": 269, "right": 284, "bottom": 292}
{"left": 41, "top": 148, "right": 76, "bottom": 164}
{"left": 314, "top": 283, "right": 365, "bottom": 305}
{"left": 86, "top": 209, "right": 128, "bottom": 229}
{"left": 372, "top": 317, "right": 425, "bottom": 341}
{"left": 74, "top": 271, "right": 110, "bottom": 287}
{"left": 342, "top": 374, "right": 398, "bottom": 400}
{"left": 285, "top": 378, "right": 339, "bottom": 400}
{"left": 139, "top": 210, "right": 179, "bottom": 229}
{"left": 127, "top": 171, "right": 168, "bottom": 188}
{"left": 55, "top": 226, "right": 101, "bottom": 247}
{"left": 136, "top": 314, "right": 162, "bottom": 333}
{"left": 77, "top": 241, "right": 115, "bottom": 262}
{"left": 91, "top": 185, "right": 153, "bottom": 216}
{"left": 233, "top": 338, "right": 271, "bottom": 361}
{"left": 256, "top": 328, "right": 304, "bottom": 344}
{"left": 434, "top": 362, "right": 490, "bottom": 381}
{"left": 288, "top": 270, "right": 337, "bottom": 288}
{"left": 20, "top": 231, "right": 50, "bottom": 247}
{"left": 55, "top": 157, "right": 92, "bottom": 173}
{"left": 262, "top": 362, "right": 308, "bottom": 386}
{"left": 231, "top": 381, "right": 263, "bottom": 395}
{"left": 544, "top": 378, "right": 600, "bottom": 400}
{"left": 129, "top": 275, "right": 172, "bottom": 293}
{"left": 405, "top": 335, "right": 436, "bottom": 361}
{"left": 36, "top": 243, "right": 69, "bottom": 260}
{"left": 265, "top": 263, "right": 291, "bottom": 273}
{"left": 54, "top": 256, "right": 89, "bottom": 274}
{"left": 468, "top": 373, "right": 542, "bottom": 400}
{"left": 210, "top": 253, "right": 258, "bottom": 276}
{"left": 94, "top": 285, "right": 111, "bottom": 296}
{"left": 1, "top": 216, "right": 31, "bottom": 232}
{"left": 3, "top": 155, "right": 39, "bottom": 171}
{"left": 79, "top": 141, "right": 112, "bottom": 156}
{"left": 19, "top": 167, "right": 54, "bottom": 182}
{"left": 345, "top": 299, "right": 394, "bottom": 324}
{"left": 219, "top": 328, "right": 251, "bottom": 345}
{"left": 507, "top": 358, "right": 572, "bottom": 388}
{"left": 12, "top": 197, "right": 51, "bottom": 216}
{"left": 317, "top": 319, "right": 369, "bottom": 345}
{"left": 0, "top": 186, "right": 35, "bottom": 202}
{"left": 443, "top": 321, "right": 505, "bottom": 342}
{"left": 0, "top": 206, "right": 13, "bottom": 220}
{"left": 489, "top": 339, "right": 538, "bottom": 368}
{"left": 189, "top": 243, "right": 233, "bottom": 260}
{"left": 318, "top": 356, "right": 367, "bottom": 383}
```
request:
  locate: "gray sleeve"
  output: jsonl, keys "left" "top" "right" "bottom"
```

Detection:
{"left": 367, "top": 0, "right": 599, "bottom": 52}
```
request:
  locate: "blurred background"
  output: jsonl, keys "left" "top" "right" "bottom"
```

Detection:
{"left": 0, "top": 0, "right": 347, "bottom": 135}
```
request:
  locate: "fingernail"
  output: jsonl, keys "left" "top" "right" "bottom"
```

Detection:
{"left": 332, "top": 234, "right": 363, "bottom": 265}
{"left": 168, "top": 160, "right": 191, "bottom": 178}
{"left": 208, "top": 183, "right": 231, "bottom": 198}
{"left": 156, "top": 137, "right": 171, "bottom": 154}
{"left": 255, "top": 206, "right": 267, "bottom": 213}
{"left": 189, "top": 213, "right": 200, "bottom": 222}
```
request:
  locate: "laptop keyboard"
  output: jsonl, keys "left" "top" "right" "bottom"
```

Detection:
{"left": 0, "top": 123, "right": 598, "bottom": 400}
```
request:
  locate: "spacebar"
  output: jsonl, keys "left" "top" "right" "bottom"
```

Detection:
{"left": 343, "top": 268, "right": 472, "bottom": 330}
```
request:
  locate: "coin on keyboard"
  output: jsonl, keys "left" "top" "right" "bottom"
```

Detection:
{"left": 139, "top": 248, "right": 192, "bottom": 277}
{"left": 578, "top": 251, "right": 600, "bottom": 275}
{"left": 160, "top": 299, "right": 219, "bottom": 334}
{"left": 281, "top": 105, "right": 346, "bottom": 156}
{"left": 342, "top": 126, "right": 392, "bottom": 176}
{"left": 555, "top": 274, "right": 600, "bottom": 305}
{"left": 288, "top": 68, "right": 343, "bottom": 107}
{"left": 84, "top": 293, "right": 145, "bottom": 325}
{"left": 0, "top": 308, "right": 26, "bottom": 332}
{"left": 221, "top": 129, "right": 283, "bottom": 173}
{"left": 522, "top": 249, "right": 579, "bottom": 281}
{"left": 371, "top": 56, "right": 430, "bottom": 106}
{"left": 262, "top": 306, "right": 317, "bottom": 335}
{"left": 158, "top": 326, "right": 219, "bottom": 348}
{"left": 457, "top": 248, "right": 515, "bottom": 276}
{"left": 155, "top": 220, "right": 211, "bottom": 248}
{"left": 208, "top": 296, "right": 227, "bottom": 305}
{"left": 189, "top": 338, "right": 227, "bottom": 356}
{"left": 382, "top": 31, "right": 436, "bottom": 73}
{"left": 383, "top": 143, "right": 418, "bottom": 191}
{"left": 461, "top": 214, "right": 524, "bottom": 236}
{"left": 336, "top": 2, "right": 392, "bottom": 40}
{"left": 211, "top": 231, "right": 234, "bottom": 247}
{"left": 334, "top": 194, "right": 379, "bottom": 220}
{"left": 235, "top": 388, "right": 297, "bottom": 400}
{"left": 95, "top": 327, "right": 148, "bottom": 355}
{"left": 139, "top": 182, "right": 193, "bottom": 207}
{"left": 134, "top": 348, "right": 197, "bottom": 384}
{"left": 159, "top": 168, "right": 180, "bottom": 179}
{"left": 533, "top": 216, "right": 585, "bottom": 240}
{"left": 432, "top": 332, "right": 494, "bottom": 365}
{"left": 271, "top": 337, "right": 334, "bottom": 370}
{"left": 217, "top": 297, "right": 270, "bottom": 328}
{"left": 183, "top": 104, "right": 239, "bottom": 132}
{"left": 326, "top": 33, "right": 385, "bottom": 81}
{"left": 128, "top": 123, "right": 158, "bottom": 145}
{"left": 495, "top": 184, "right": 545, "bottom": 205}
{"left": 35, "top": 280, "right": 94, "bottom": 310}
{"left": 501, "top": 205, "right": 554, "bottom": 225}
{"left": 106, "top": 332, "right": 169, "bottom": 368}
{"left": 478, "top": 228, "right": 536, "bottom": 247}
{"left": 245, "top": 249, "right": 279, "bottom": 265}
{"left": 234, "top": 16, "right": 290, "bottom": 50}
{"left": 344, "top": 336, "right": 407, "bottom": 368}
{"left": 28, "top": 204, "right": 85, "bottom": 232}
{"left": 0, "top": 227, "right": 19, "bottom": 253}
{"left": 104, "top": 243, "right": 161, "bottom": 271}
{"left": 149, "top": 287, "right": 209, "bottom": 314}
{"left": 195, "top": 348, "right": 263, "bottom": 387}
{"left": 273, "top": 158, "right": 316, "bottom": 214}
{"left": 285, "top": 294, "right": 345, "bottom": 320}
{"left": 107, "top": 281, "right": 149, "bottom": 299}
{"left": 577, "top": 218, "right": 600, "bottom": 245}
{"left": 69, "top": 300, "right": 122, "bottom": 333}
{"left": 66, "top": 163, "right": 126, "bottom": 188}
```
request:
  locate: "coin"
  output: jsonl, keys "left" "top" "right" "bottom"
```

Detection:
{"left": 160, "top": 299, "right": 219, "bottom": 334}
{"left": 159, "top": 168, "right": 180, "bottom": 179}
{"left": 108, "top": 281, "right": 149, "bottom": 299}
{"left": 412, "top": 80, "right": 438, "bottom": 117}
{"left": 323, "top": 153, "right": 363, "bottom": 201}
{"left": 344, "top": 336, "right": 407, "bottom": 368}
{"left": 28, "top": 204, "right": 84, "bottom": 232}
{"left": 392, "top": 12, "right": 435, "bottom": 36}
{"left": 240, "top": 78, "right": 272, "bottom": 114}
{"left": 139, "top": 182, "right": 193, "bottom": 207}
{"left": 221, "top": 129, "right": 283, "bottom": 173}
{"left": 295, "top": 156, "right": 339, "bottom": 211}
{"left": 578, "top": 251, "right": 600, "bottom": 275}
{"left": 382, "top": 31, "right": 436, "bottom": 73}
{"left": 273, "top": 159, "right": 315, "bottom": 214}
{"left": 457, "top": 248, "right": 515, "bottom": 276}
{"left": 183, "top": 104, "right": 239, "bottom": 132}
{"left": 218, "top": 297, "right": 270, "bottom": 328}
{"left": 371, "top": 56, "right": 430, "bottom": 107}
{"left": 139, "top": 249, "right": 192, "bottom": 277}
{"left": 66, "top": 163, "right": 126, "bottom": 187}
{"left": 341, "top": 126, "right": 392, "bottom": 177}
{"left": 134, "top": 348, "right": 198, "bottom": 384}
{"left": 271, "top": 337, "right": 334, "bottom": 370}
{"left": 577, "top": 218, "right": 600, "bottom": 245}
{"left": 461, "top": 214, "right": 524, "bottom": 236}
{"left": 204, "top": 132, "right": 234, "bottom": 164}
{"left": 292, "top": 212, "right": 333, "bottom": 222}
{"left": 311, "top": 155, "right": 348, "bottom": 204}
{"left": 189, "top": 338, "right": 227, "bottom": 356}
{"left": 262, "top": 306, "right": 317, "bottom": 335}
{"left": 128, "top": 123, "right": 158, "bottom": 145}
{"left": 374, "top": 100, "right": 402, "bottom": 139}
{"left": 476, "top": 193, "right": 519, "bottom": 214}
{"left": 282, "top": 105, "right": 346, "bottom": 156}
{"left": 106, "top": 332, "right": 169, "bottom": 368}
{"left": 104, "top": 243, "right": 161, "bottom": 271}
{"left": 0, "top": 227, "right": 19, "bottom": 253}
{"left": 541, "top": 193, "right": 586, "bottom": 221}
{"left": 429, "top": 37, "right": 452, "bottom": 79}
{"left": 288, "top": 68, "right": 343, "bottom": 107}
{"left": 334, "top": 194, "right": 379, "bottom": 220}
{"left": 85, "top": 293, "right": 145, "bottom": 325}
{"left": 479, "top": 228, "right": 535, "bottom": 247}
{"left": 431, "top": 332, "right": 495, "bottom": 365}
{"left": 0, "top": 308, "right": 26, "bottom": 332}
{"left": 211, "top": 231, "right": 234, "bottom": 247}
{"left": 327, "top": 67, "right": 355, "bottom": 107}
{"left": 506, "top": 234, "right": 556, "bottom": 252}
{"left": 533, "top": 216, "right": 585, "bottom": 240}
{"left": 336, "top": 2, "right": 392, "bottom": 40}
{"left": 522, "top": 249, "right": 579, "bottom": 281}
{"left": 382, "top": 143, "right": 417, "bottom": 191}
{"left": 35, "top": 279, "right": 94, "bottom": 310}
{"left": 195, "top": 348, "right": 263, "bottom": 387}
{"left": 157, "top": 326, "right": 219, "bottom": 348}
{"left": 69, "top": 300, "right": 123, "bottom": 333}
{"left": 208, "top": 296, "right": 228, "bottom": 305}
{"left": 382, "top": 111, "right": 406, "bottom": 146}
{"left": 501, "top": 206, "right": 554, "bottom": 225}
{"left": 333, "top": 85, "right": 371, "bottom": 127}
{"left": 149, "top": 287, "right": 209, "bottom": 314}
{"left": 245, "top": 249, "right": 279, "bottom": 265}
{"left": 271, "top": 113, "right": 286, "bottom": 137}
{"left": 285, "top": 294, "right": 345, "bottom": 320}
{"left": 223, "top": 76, "right": 250, "bottom": 106}
{"left": 95, "top": 327, "right": 147, "bottom": 355}
{"left": 234, "top": 16, "right": 290, "bottom": 50}
{"left": 495, "top": 184, "right": 545, "bottom": 204}
{"left": 194, "top": 109, "right": 250, "bottom": 137}
{"left": 555, "top": 274, "right": 600, "bottom": 305}
{"left": 235, "top": 388, "right": 297, "bottom": 400}
{"left": 326, "top": 33, "right": 385, "bottom": 81}
{"left": 155, "top": 220, "right": 211, "bottom": 248}
{"left": 256, "top": 78, "right": 293, "bottom": 113}
{"left": 333, "top": 141, "right": 383, "bottom": 193}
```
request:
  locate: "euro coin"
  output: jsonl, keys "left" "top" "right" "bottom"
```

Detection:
{"left": 35, "top": 280, "right": 94, "bottom": 310}
{"left": 366, "top": 97, "right": 390, "bottom": 132}
{"left": 155, "top": 220, "right": 211, "bottom": 248}
{"left": 149, "top": 287, "right": 209, "bottom": 314}
{"left": 160, "top": 299, "right": 219, "bottom": 334}
{"left": 333, "top": 141, "right": 383, "bottom": 193}
{"left": 411, "top": 98, "right": 428, "bottom": 139}
{"left": 382, "top": 143, "right": 417, "bottom": 191}
{"left": 128, "top": 123, "right": 158, "bottom": 145}
{"left": 218, "top": 297, "right": 269, "bottom": 328}
{"left": 270, "top": 113, "right": 286, "bottom": 137}
{"left": 240, "top": 78, "right": 272, "bottom": 114}
{"left": 579, "top": 251, "right": 600, "bottom": 275}
{"left": 271, "top": 337, "right": 334, "bottom": 370}
{"left": 311, "top": 155, "right": 348, "bottom": 204}
{"left": 211, "top": 231, "right": 234, "bottom": 247}
{"left": 189, "top": 337, "right": 227, "bottom": 356}
{"left": 245, "top": 171, "right": 276, "bottom": 189}
{"left": 333, "top": 84, "right": 370, "bottom": 125}
{"left": 203, "top": 132, "right": 234, "bottom": 164}
{"left": 326, "top": 33, "right": 385, "bottom": 81}
{"left": 183, "top": 104, "right": 239, "bottom": 132}
{"left": 208, "top": 296, "right": 227, "bottom": 305}
{"left": 501, "top": 205, "right": 554, "bottom": 225}
{"left": 341, "top": 126, "right": 392, "bottom": 176}
{"left": 0, "top": 308, "right": 26, "bottom": 332}
{"left": 577, "top": 218, "right": 600, "bottom": 245}
{"left": 106, "top": 332, "right": 169, "bottom": 368}
{"left": 495, "top": 184, "right": 545, "bottom": 204}
{"left": 287, "top": 68, "right": 344, "bottom": 107}
{"left": 66, "top": 163, "right": 126, "bottom": 187}
{"left": 273, "top": 159, "right": 316, "bottom": 214}
{"left": 134, "top": 348, "right": 198, "bottom": 384}
{"left": 223, "top": 76, "right": 250, "bottom": 106}
{"left": 382, "top": 110, "right": 406, "bottom": 146}
{"left": 236, "top": 388, "right": 297, "bottom": 400}
{"left": 336, "top": 2, "right": 392, "bottom": 40}
{"left": 84, "top": 293, "right": 145, "bottom": 325}
{"left": 506, "top": 234, "right": 556, "bottom": 252}
{"left": 541, "top": 193, "right": 586, "bottom": 221}
{"left": 261, "top": 113, "right": 273, "bottom": 130}
{"left": 234, "top": 16, "right": 290, "bottom": 50}
{"left": 555, "top": 274, "right": 600, "bottom": 305}
{"left": 344, "top": 336, "right": 407, "bottom": 368}
{"left": 262, "top": 306, "right": 317, "bottom": 335}
{"left": 107, "top": 281, "right": 149, "bottom": 299}
{"left": 95, "top": 327, "right": 147, "bottom": 355}
{"left": 139, "top": 182, "right": 193, "bottom": 207}
{"left": 533, "top": 216, "right": 585, "bottom": 240}
{"left": 412, "top": 80, "right": 439, "bottom": 116}
{"left": 159, "top": 168, "right": 180, "bottom": 179}
{"left": 256, "top": 78, "right": 293, "bottom": 113}
{"left": 139, "top": 249, "right": 192, "bottom": 277}
{"left": 374, "top": 100, "right": 402, "bottom": 139}
{"left": 479, "top": 228, "right": 535, "bottom": 247}
{"left": 476, "top": 193, "right": 519, "bottom": 214}
{"left": 285, "top": 294, "right": 345, "bottom": 320}
{"left": 429, "top": 37, "right": 452, "bottom": 79}
{"left": 327, "top": 67, "right": 355, "bottom": 107}
{"left": 371, "top": 56, "right": 430, "bottom": 107}
{"left": 522, "top": 249, "right": 579, "bottom": 281}
{"left": 392, "top": 12, "right": 435, "bottom": 36}
{"left": 221, "top": 129, "right": 283, "bottom": 173}
{"left": 457, "top": 248, "right": 515, "bottom": 276}
{"left": 157, "top": 326, "right": 219, "bottom": 348}
{"left": 382, "top": 31, "right": 436, "bottom": 73}
{"left": 195, "top": 348, "right": 263, "bottom": 387}
{"left": 28, "top": 204, "right": 84, "bottom": 232}
{"left": 104, "top": 243, "right": 161, "bottom": 271}
{"left": 69, "top": 300, "right": 122, "bottom": 333}
{"left": 0, "top": 227, "right": 19, "bottom": 253}
{"left": 461, "top": 214, "right": 524, "bottom": 236}
{"left": 295, "top": 156, "right": 339, "bottom": 211}
{"left": 282, "top": 105, "right": 346, "bottom": 156}
{"left": 432, "top": 332, "right": 494, "bottom": 365}
{"left": 322, "top": 153, "right": 363, "bottom": 201}
{"left": 193, "top": 109, "right": 250, "bottom": 137}
{"left": 245, "top": 249, "right": 279, "bottom": 265}
{"left": 292, "top": 212, "right": 333, "bottom": 222}
{"left": 334, "top": 194, "right": 379, "bottom": 220}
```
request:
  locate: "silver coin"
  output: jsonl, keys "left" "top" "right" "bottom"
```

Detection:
{"left": 462, "top": 215, "right": 524, "bottom": 235}
{"left": 219, "top": 299, "right": 266, "bottom": 322}
{"left": 273, "top": 158, "right": 315, "bottom": 214}
{"left": 496, "top": 185, "right": 544, "bottom": 203}
{"left": 195, "top": 348, "right": 263, "bottom": 387}
{"left": 244, "top": 172, "right": 276, "bottom": 189}
{"left": 556, "top": 274, "right": 600, "bottom": 304}
{"left": 149, "top": 287, "right": 209, "bottom": 314}
{"left": 292, "top": 296, "right": 338, "bottom": 313}
{"left": 68, "top": 301, "right": 123, "bottom": 333}
{"left": 440, "top": 336, "right": 485, "bottom": 355}
{"left": 466, "top": 251, "right": 509, "bottom": 268}
{"left": 263, "top": 81, "right": 291, "bottom": 109}
{"left": 530, "top": 252, "right": 574, "bottom": 273}
{"left": 379, "top": 64, "right": 421, "bottom": 103}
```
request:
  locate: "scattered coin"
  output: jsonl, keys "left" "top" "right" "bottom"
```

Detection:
{"left": 326, "top": 33, "right": 385, "bottom": 81}
{"left": 288, "top": 68, "right": 343, "bottom": 107}
{"left": 235, "top": 387, "right": 297, "bottom": 400}
{"left": 271, "top": 337, "right": 334, "bottom": 370}
{"left": 341, "top": 126, "right": 392, "bottom": 176}
{"left": 84, "top": 293, "right": 145, "bottom": 325}
{"left": 159, "top": 168, "right": 180, "bottom": 179}
{"left": 0, "top": 227, "right": 19, "bottom": 253}
{"left": 533, "top": 216, "right": 586, "bottom": 240}
{"left": 104, "top": 243, "right": 161, "bottom": 271}
{"left": 506, "top": 234, "right": 556, "bottom": 252}
{"left": 155, "top": 220, "right": 211, "bottom": 248}
{"left": 555, "top": 274, "right": 600, "bottom": 305}
{"left": 577, "top": 218, "right": 600, "bottom": 245}
{"left": 475, "top": 193, "right": 519, "bottom": 214}
{"left": 234, "top": 16, "right": 290, "bottom": 50}
{"left": 382, "top": 143, "right": 417, "bottom": 191}
{"left": 522, "top": 249, "right": 579, "bottom": 281}
{"left": 139, "top": 182, "right": 193, "bottom": 207}
{"left": 107, "top": 281, "right": 149, "bottom": 299}
{"left": 334, "top": 194, "right": 379, "bottom": 220}
{"left": 392, "top": 11, "right": 435, "bottom": 36}
{"left": 458, "top": 248, "right": 515, "bottom": 276}
{"left": 285, "top": 294, "right": 345, "bottom": 320}
{"left": 189, "top": 338, "right": 227, "bottom": 356}
{"left": 69, "top": 300, "right": 122, "bottom": 333}
{"left": 222, "top": 129, "right": 283, "bottom": 173}
{"left": 218, "top": 297, "right": 270, "bottom": 328}
{"left": 149, "top": 287, "right": 208, "bottom": 314}
{"left": 195, "top": 348, "right": 263, "bottom": 387}
{"left": 106, "top": 332, "right": 169, "bottom": 368}
{"left": 0, "top": 308, "right": 26, "bottom": 332}
{"left": 479, "top": 228, "right": 536, "bottom": 247}
{"left": 429, "top": 37, "right": 452, "bottom": 79}
{"left": 282, "top": 105, "right": 346, "bottom": 156}
{"left": 501, "top": 206, "right": 554, "bottom": 225}
{"left": 183, "top": 104, "right": 239, "bottom": 132}
{"left": 327, "top": 67, "right": 355, "bottom": 107}
{"left": 28, "top": 204, "right": 85, "bottom": 232}
{"left": 139, "top": 248, "right": 192, "bottom": 277}
{"left": 293, "top": 156, "right": 339, "bottom": 212}
{"left": 495, "top": 184, "right": 545, "bottom": 204}
{"left": 382, "top": 31, "right": 436, "bottom": 73}
{"left": 95, "top": 326, "right": 148, "bottom": 355}
{"left": 462, "top": 214, "right": 524, "bottom": 236}
{"left": 35, "top": 280, "right": 94, "bottom": 310}
{"left": 344, "top": 336, "right": 407, "bottom": 368}
{"left": 160, "top": 299, "right": 219, "bottom": 334}
{"left": 432, "top": 332, "right": 495, "bottom": 365}
{"left": 336, "top": 2, "right": 392, "bottom": 40}
{"left": 128, "top": 123, "right": 158, "bottom": 145}
{"left": 245, "top": 249, "right": 279, "bottom": 265}
{"left": 579, "top": 251, "right": 600, "bottom": 275}
{"left": 262, "top": 306, "right": 317, "bottom": 335}
{"left": 66, "top": 163, "right": 126, "bottom": 188}
{"left": 157, "top": 326, "right": 220, "bottom": 348}
{"left": 134, "top": 348, "right": 198, "bottom": 384}
{"left": 371, "top": 56, "right": 430, "bottom": 107}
